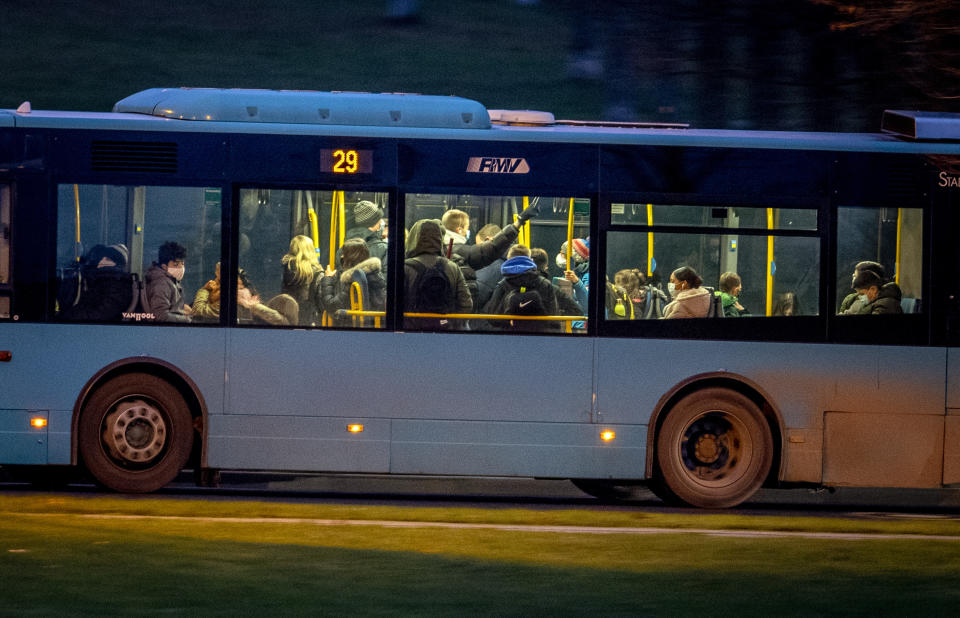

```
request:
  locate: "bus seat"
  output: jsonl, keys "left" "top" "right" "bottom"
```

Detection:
{"left": 704, "top": 286, "right": 724, "bottom": 318}
{"left": 901, "top": 297, "right": 920, "bottom": 313}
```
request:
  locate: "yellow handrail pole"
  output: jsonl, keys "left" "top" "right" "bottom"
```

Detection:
{"left": 308, "top": 209, "right": 319, "bottom": 254}
{"left": 337, "top": 190, "right": 346, "bottom": 247}
{"left": 73, "top": 184, "right": 81, "bottom": 262}
{"left": 350, "top": 281, "right": 364, "bottom": 328}
{"left": 766, "top": 208, "right": 775, "bottom": 316}
{"left": 328, "top": 192, "right": 338, "bottom": 270}
{"left": 522, "top": 196, "right": 531, "bottom": 246}
{"left": 646, "top": 203, "right": 654, "bottom": 277}
{"left": 321, "top": 310, "right": 331, "bottom": 327}
{"left": 895, "top": 207, "right": 903, "bottom": 285}
{"left": 566, "top": 197, "right": 575, "bottom": 267}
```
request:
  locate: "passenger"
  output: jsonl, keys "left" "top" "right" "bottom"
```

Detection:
{"left": 236, "top": 271, "right": 293, "bottom": 325}
{"left": 558, "top": 238, "right": 590, "bottom": 314}
{"left": 320, "top": 237, "right": 386, "bottom": 327}
{"left": 145, "top": 241, "right": 192, "bottom": 323}
{"left": 718, "top": 271, "right": 749, "bottom": 317}
{"left": 193, "top": 263, "right": 295, "bottom": 325}
{"left": 849, "top": 270, "right": 903, "bottom": 315}
{"left": 281, "top": 235, "right": 323, "bottom": 325}
{"left": 537, "top": 247, "right": 586, "bottom": 318}
{"left": 839, "top": 261, "right": 902, "bottom": 314}
{"left": 59, "top": 243, "right": 133, "bottom": 321}
{"left": 404, "top": 219, "right": 472, "bottom": 329}
{"left": 772, "top": 291, "right": 802, "bottom": 316}
{"left": 345, "top": 200, "right": 388, "bottom": 270}
{"left": 483, "top": 244, "right": 562, "bottom": 332}
{"left": 443, "top": 205, "right": 539, "bottom": 311}
{"left": 613, "top": 269, "right": 644, "bottom": 319}
{"left": 473, "top": 224, "right": 508, "bottom": 310}
{"left": 663, "top": 266, "right": 711, "bottom": 319}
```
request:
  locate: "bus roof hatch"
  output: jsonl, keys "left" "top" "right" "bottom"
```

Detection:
{"left": 113, "top": 88, "right": 491, "bottom": 129}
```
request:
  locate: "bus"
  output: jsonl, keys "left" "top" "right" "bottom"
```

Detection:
{"left": 1, "top": 87, "right": 958, "bottom": 508}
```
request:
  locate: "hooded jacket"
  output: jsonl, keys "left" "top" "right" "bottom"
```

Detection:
{"left": 853, "top": 283, "right": 903, "bottom": 315}
{"left": 663, "top": 286, "right": 712, "bottom": 319}
{"left": 483, "top": 256, "right": 562, "bottom": 331}
{"left": 404, "top": 219, "right": 473, "bottom": 319}
{"left": 145, "top": 263, "right": 190, "bottom": 323}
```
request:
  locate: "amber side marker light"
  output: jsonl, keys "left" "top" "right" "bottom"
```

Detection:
{"left": 30, "top": 418, "right": 48, "bottom": 429}
{"left": 600, "top": 430, "right": 615, "bottom": 442}
{"left": 347, "top": 424, "right": 364, "bottom": 433}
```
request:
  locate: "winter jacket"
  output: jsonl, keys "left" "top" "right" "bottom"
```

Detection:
{"left": 840, "top": 282, "right": 902, "bottom": 314}
{"left": 483, "top": 256, "right": 562, "bottom": 332}
{"left": 448, "top": 224, "right": 519, "bottom": 271}
{"left": 344, "top": 226, "right": 388, "bottom": 271}
{"left": 191, "top": 286, "right": 290, "bottom": 325}
{"left": 281, "top": 263, "right": 323, "bottom": 325}
{"left": 852, "top": 284, "right": 903, "bottom": 315}
{"left": 59, "top": 266, "right": 133, "bottom": 322}
{"left": 404, "top": 219, "right": 472, "bottom": 328}
{"left": 145, "top": 263, "right": 190, "bottom": 323}
{"left": 719, "top": 291, "right": 749, "bottom": 317}
{"left": 663, "top": 287, "right": 712, "bottom": 319}
{"left": 474, "top": 257, "right": 506, "bottom": 311}
{"left": 320, "top": 257, "right": 387, "bottom": 327}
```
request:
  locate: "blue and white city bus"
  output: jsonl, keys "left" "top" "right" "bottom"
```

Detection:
{"left": 1, "top": 87, "right": 958, "bottom": 507}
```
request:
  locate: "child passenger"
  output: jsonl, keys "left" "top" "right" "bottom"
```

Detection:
{"left": 718, "top": 271, "right": 749, "bottom": 317}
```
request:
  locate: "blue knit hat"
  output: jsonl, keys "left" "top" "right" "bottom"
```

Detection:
{"left": 500, "top": 256, "right": 537, "bottom": 275}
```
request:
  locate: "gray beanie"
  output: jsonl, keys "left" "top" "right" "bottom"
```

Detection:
{"left": 354, "top": 200, "right": 383, "bottom": 227}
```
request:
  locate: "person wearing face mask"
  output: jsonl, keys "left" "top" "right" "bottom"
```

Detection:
{"left": 145, "top": 241, "right": 192, "bottom": 323}
{"left": 663, "top": 266, "right": 711, "bottom": 319}
{"left": 839, "top": 261, "right": 902, "bottom": 315}
{"left": 850, "top": 270, "right": 903, "bottom": 315}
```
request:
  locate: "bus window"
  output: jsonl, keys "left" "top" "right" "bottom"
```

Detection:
{"left": 55, "top": 184, "right": 221, "bottom": 323}
{"left": 403, "top": 194, "right": 589, "bottom": 334}
{"left": 605, "top": 203, "right": 820, "bottom": 319}
{"left": 236, "top": 188, "right": 388, "bottom": 328}
{"left": 836, "top": 207, "right": 922, "bottom": 315}
{"left": 0, "top": 185, "right": 10, "bottom": 319}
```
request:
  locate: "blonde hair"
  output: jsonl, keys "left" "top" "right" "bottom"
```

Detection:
{"left": 441, "top": 209, "right": 469, "bottom": 233}
{"left": 507, "top": 244, "right": 531, "bottom": 258}
{"left": 281, "top": 235, "right": 320, "bottom": 284}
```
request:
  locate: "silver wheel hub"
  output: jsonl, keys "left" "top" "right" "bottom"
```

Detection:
{"left": 102, "top": 399, "right": 167, "bottom": 464}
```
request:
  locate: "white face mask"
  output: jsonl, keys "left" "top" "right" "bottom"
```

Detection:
{"left": 464, "top": 229, "right": 471, "bottom": 242}
{"left": 167, "top": 265, "right": 185, "bottom": 281}
{"left": 556, "top": 254, "right": 567, "bottom": 269}
{"left": 668, "top": 282, "right": 678, "bottom": 298}
{"left": 857, "top": 293, "right": 869, "bottom": 305}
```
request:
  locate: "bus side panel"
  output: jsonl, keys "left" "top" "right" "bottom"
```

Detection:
{"left": 216, "top": 329, "right": 597, "bottom": 474}
{"left": 0, "top": 323, "right": 226, "bottom": 464}
{"left": 597, "top": 339, "right": 946, "bottom": 485}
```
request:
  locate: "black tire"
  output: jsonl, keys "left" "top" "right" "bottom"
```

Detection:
{"left": 655, "top": 388, "right": 773, "bottom": 508}
{"left": 78, "top": 373, "right": 193, "bottom": 493}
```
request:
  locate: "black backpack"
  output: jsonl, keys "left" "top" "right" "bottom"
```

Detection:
{"left": 406, "top": 258, "right": 455, "bottom": 314}
{"left": 502, "top": 285, "right": 551, "bottom": 332}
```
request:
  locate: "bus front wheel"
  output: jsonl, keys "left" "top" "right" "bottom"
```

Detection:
{"left": 655, "top": 388, "right": 772, "bottom": 508}
{"left": 78, "top": 373, "right": 192, "bottom": 493}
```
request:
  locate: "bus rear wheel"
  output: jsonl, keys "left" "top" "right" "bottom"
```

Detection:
{"left": 655, "top": 388, "right": 772, "bottom": 508}
{"left": 78, "top": 373, "right": 192, "bottom": 493}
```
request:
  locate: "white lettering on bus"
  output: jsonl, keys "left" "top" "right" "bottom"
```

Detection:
{"left": 939, "top": 171, "right": 960, "bottom": 188}
{"left": 466, "top": 157, "right": 530, "bottom": 174}
{"left": 123, "top": 312, "right": 155, "bottom": 321}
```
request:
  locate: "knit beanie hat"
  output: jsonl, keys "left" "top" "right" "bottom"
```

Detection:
{"left": 572, "top": 238, "right": 590, "bottom": 260}
{"left": 354, "top": 200, "right": 384, "bottom": 227}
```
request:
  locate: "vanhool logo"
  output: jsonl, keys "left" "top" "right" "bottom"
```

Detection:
{"left": 466, "top": 157, "right": 530, "bottom": 174}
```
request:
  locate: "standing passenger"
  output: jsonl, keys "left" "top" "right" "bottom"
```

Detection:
{"left": 281, "top": 235, "right": 323, "bottom": 325}
{"left": 345, "top": 200, "right": 388, "bottom": 271}
{"left": 404, "top": 219, "right": 472, "bottom": 329}
{"left": 145, "top": 241, "right": 191, "bottom": 323}
{"left": 320, "top": 238, "right": 386, "bottom": 327}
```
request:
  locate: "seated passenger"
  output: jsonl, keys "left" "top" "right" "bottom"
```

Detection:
{"left": 772, "top": 291, "right": 802, "bottom": 316}
{"left": 663, "top": 266, "right": 711, "bottom": 319}
{"left": 320, "top": 238, "right": 386, "bottom": 327}
{"left": 839, "top": 261, "right": 902, "bottom": 314}
{"left": 145, "top": 241, "right": 192, "bottom": 322}
{"left": 849, "top": 270, "right": 903, "bottom": 315}
{"left": 193, "top": 263, "right": 293, "bottom": 325}
{"left": 59, "top": 243, "right": 134, "bottom": 321}
{"left": 613, "top": 268, "right": 669, "bottom": 319}
{"left": 237, "top": 270, "right": 294, "bottom": 325}
{"left": 483, "top": 244, "right": 562, "bottom": 332}
{"left": 718, "top": 271, "right": 749, "bottom": 317}
{"left": 404, "top": 219, "right": 472, "bottom": 329}
{"left": 281, "top": 235, "right": 324, "bottom": 326}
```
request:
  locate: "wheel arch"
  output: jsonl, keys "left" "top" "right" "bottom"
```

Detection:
{"left": 644, "top": 372, "right": 784, "bottom": 485}
{"left": 70, "top": 357, "right": 208, "bottom": 470}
